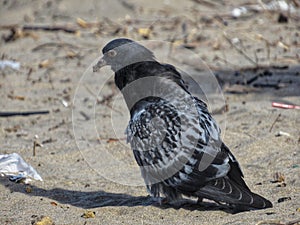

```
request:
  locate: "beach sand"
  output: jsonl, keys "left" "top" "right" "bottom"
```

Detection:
{"left": 0, "top": 0, "right": 299, "bottom": 224}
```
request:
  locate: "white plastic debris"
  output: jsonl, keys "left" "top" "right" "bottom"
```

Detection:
{"left": 0, "top": 60, "right": 20, "bottom": 70}
{"left": 0, "top": 153, "right": 42, "bottom": 183}
{"left": 231, "top": 0, "right": 296, "bottom": 18}
{"left": 263, "top": 0, "right": 295, "bottom": 12}
{"left": 275, "top": 131, "right": 291, "bottom": 137}
{"left": 231, "top": 7, "right": 248, "bottom": 18}
{"left": 231, "top": 37, "right": 240, "bottom": 44}
{"left": 61, "top": 99, "right": 69, "bottom": 107}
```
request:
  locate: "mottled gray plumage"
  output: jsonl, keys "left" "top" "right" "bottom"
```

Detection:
{"left": 93, "top": 38, "right": 272, "bottom": 211}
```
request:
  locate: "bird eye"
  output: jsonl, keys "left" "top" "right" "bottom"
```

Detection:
{"left": 107, "top": 50, "right": 117, "bottom": 57}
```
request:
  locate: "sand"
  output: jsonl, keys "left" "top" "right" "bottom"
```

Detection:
{"left": 0, "top": 0, "right": 299, "bottom": 224}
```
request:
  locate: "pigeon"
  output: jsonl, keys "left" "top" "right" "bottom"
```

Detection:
{"left": 93, "top": 38, "right": 272, "bottom": 211}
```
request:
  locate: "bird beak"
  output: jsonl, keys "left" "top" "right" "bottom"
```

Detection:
{"left": 93, "top": 57, "right": 107, "bottom": 72}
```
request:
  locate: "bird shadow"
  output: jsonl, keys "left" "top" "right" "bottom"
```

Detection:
{"left": 0, "top": 177, "right": 236, "bottom": 213}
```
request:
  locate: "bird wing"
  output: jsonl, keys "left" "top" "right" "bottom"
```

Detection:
{"left": 126, "top": 96, "right": 233, "bottom": 191}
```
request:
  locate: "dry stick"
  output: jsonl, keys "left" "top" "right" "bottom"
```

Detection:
{"left": 0, "top": 110, "right": 49, "bottom": 117}
{"left": 23, "top": 25, "right": 77, "bottom": 33}
{"left": 269, "top": 113, "right": 281, "bottom": 132}
{"left": 32, "top": 42, "right": 79, "bottom": 52}
{"left": 168, "top": 38, "right": 175, "bottom": 59}
{"left": 223, "top": 32, "right": 258, "bottom": 67}
{"left": 191, "top": 0, "right": 220, "bottom": 7}
{"left": 79, "top": 111, "right": 91, "bottom": 120}
{"left": 48, "top": 120, "right": 66, "bottom": 131}
{"left": 119, "top": 0, "right": 136, "bottom": 11}
{"left": 1, "top": 24, "right": 78, "bottom": 42}
{"left": 33, "top": 141, "right": 37, "bottom": 157}
{"left": 266, "top": 40, "right": 271, "bottom": 66}
{"left": 238, "top": 64, "right": 288, "bottom": 71}
{"left": 254, "top": 50, "right": 258, "bottom": 65}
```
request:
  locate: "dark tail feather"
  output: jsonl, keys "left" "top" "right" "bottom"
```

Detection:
{"left": 196, "top": 176, "right": 272, "bottom": 210}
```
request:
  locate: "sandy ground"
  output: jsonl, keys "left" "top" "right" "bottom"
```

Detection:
{"left": 0, "top": 0, "right": 300, "bottom": 224}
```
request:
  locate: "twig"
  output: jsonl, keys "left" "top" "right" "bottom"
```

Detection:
{"left": 269, "top": 113, "right": 281, "bottom": 132}
{"left": 253, "top": 83, "right": 285, "bottom": 88}
{"left": 33, "top": 141, "right": 42, "bottom": 156}
{"left": 223, "top": 32, "right": 258, "bottom": 67}
{"left": 48, "top": 120, "right": 66, "bottom": 131}
{"left": 266, "top": 40, "right": 271, "bottom": 66}
{"left": 238, "top": 65, "right": 288, "bottom": 71}
{"left": 0, "top": 110, "right": 49, "bottom": 117}
{"left": 79, "top": 111, "right": 90, "bottom": 120}
{"left": 1, "top": 24, "right": 78, "bottom": 42}
{"left": 191, "top": 0, "right": 220, "bottom": 7}
{"left": 1, "top": 24, "right": 77, "bottom": 32}
{"left": 32, "top": 42, "right": 79, "bottom": 52}
{"left": 168, "top": 37, "right": 175, "bottom": 59}
{"left": 118, "top": 0, "right": 136, "bottom": 11}
{"left": 23, "top": 25, "right": 77, "bottom": 33}
{"left": 0, "top": 24, "right": 77, "bottom": 33}
{"left": 41, "top": 138, "right": 56, "bottom": 144}
{"left": 33, "top": 141, "right": 37, "bottom": 157}
{"left": 246, "top": 74, "right": 260, "bottom": 85}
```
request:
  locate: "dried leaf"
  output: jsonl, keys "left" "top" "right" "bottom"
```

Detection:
{"left": 77, "top": 18, "right": 89, "bottom": 28}
{"left": 272, "top": 172, "right": 285, "bottom": 183}
{"left": 7, "top": 94, "right": 25, "bottom": 100}
{"left": 224, "top": 84, "right": 258, "bottom": 94}
{"left": 33, "top": 216, "right": 54, "bottom": 225}
{"left": 4, "top": 125, "right": 20, "bottom": 132}
{"left": 66, "top": 50, "right": 78, "bottom": 58}
{"left": 107, "top": 138, "right": 119, "bottom": 143}
{"left": 38, "top": 59, "right": 52, "bottom": 68}
{"left": 50, "top": 201, "right": 58, "bottom": 206}
{"left": 255, "top": 34, "right": 264, "bottom": 40}
{"left": 277, "top": 41, "right": 289, "bottom": 50}
{"left": 277, "top": 196, "right": 291, "bottom": 203}
{"left": 75, "top": 30, "right": 81, "bottom": 37}
{"left": 212, "top": 41, "right": 221, "bottom": 50}
{"left": 138, "top": 28, "right": 151, "bottom": 39}
{"left": 81, "top": 210, "right": 96, "bottom": 219}
{"left": 25, "top": 186, "right": 32, "bottom": 193}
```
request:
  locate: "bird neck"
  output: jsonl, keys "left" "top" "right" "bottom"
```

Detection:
{"left": 114, "top": 61, "right": 158, "bottom": 90}
{"left": 114, "top": 61, "right": 192, "bottom": 114}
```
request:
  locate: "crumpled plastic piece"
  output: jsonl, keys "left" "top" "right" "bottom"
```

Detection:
{"left": 231, "top": 0, "right": 296, "bottom": 18}
{"left": 0, "top": 153, "right": 43, "bottom": 183}
{"left": 0, "top": 60, "right": 20, "bottom": 70}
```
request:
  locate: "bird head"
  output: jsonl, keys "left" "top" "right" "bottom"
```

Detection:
{"left": 93, "top": 38, "right": 155, "bottom": 72}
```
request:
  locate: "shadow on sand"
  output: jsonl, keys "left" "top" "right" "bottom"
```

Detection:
{"left": 0, "top": 177, "right": 235, "bottom": 213}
